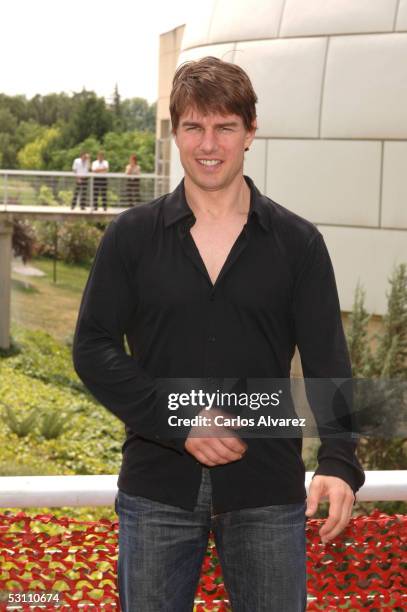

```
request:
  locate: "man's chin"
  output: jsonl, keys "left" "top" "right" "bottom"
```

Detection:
{"left": 184, "top": 169, "right": 239, "bottom": 192}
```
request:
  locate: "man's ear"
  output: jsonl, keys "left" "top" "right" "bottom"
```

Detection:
{"left": 244, "top": 119, "right": 257, "bottom": 150}
{"left": 172, "top": 129, "right": 179, "bottom": 148}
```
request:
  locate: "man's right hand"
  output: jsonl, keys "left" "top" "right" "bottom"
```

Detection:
{"left": 184, "top": 408, "right": 247, "bottom": 466}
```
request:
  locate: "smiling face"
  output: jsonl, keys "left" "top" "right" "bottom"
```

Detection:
{"left": 173, "top": 106, "right": 257, "bottom": 192}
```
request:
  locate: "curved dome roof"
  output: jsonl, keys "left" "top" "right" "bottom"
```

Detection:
{"left": 182, "top": 0, "right": 407, "bottom": 47}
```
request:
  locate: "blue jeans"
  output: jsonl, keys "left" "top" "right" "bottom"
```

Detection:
{"left": 115, "top": 467, "right": 307, "bottom": 611}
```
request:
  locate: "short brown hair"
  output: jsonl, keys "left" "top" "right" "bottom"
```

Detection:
{"left": 170, "top": 56, "right": 257, "bottom": 133}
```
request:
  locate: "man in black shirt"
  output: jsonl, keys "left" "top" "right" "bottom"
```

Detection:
{"left": 73, "top": 57, "right": 365, "bottom": 611}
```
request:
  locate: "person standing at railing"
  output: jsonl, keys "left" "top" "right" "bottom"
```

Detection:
{"left": 125, "top": 154, "right": 141, "bottom": 206}
{"left": 91, "top": 151, "right": 109, "bottom": 210}
{"left": 71, "top": 152, "right": 90, "bottom": 210}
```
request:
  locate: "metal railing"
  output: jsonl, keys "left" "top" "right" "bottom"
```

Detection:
{"left": 0, "top": 169, "right": 170, "bottom": 210}
{"left": 0, "top": 471, "right": 406, "bottom": 507}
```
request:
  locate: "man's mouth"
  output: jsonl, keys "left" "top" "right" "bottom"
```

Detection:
{"left": 197, "top": 159, "right": 223, "bottom": 167}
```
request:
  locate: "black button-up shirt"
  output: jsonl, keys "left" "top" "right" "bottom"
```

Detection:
{"left": 73, "top": 175, "right": 365, "bottom": 513}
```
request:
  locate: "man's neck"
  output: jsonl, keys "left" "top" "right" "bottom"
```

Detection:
{"left": 184, "top": 174, "right": 250, "bottom": 221}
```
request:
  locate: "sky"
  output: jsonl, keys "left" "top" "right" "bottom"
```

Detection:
{"left": 2, "top": 0, "right": 193, "bottom": 103}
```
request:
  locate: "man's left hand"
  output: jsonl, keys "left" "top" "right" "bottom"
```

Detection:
{"left": 305, "top": 475, "right": 355, "bottom": 544}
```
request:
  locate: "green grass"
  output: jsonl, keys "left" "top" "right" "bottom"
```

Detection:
{"left": 11, "top": 257, "right": 91, "bottom": 342}
{"left": 11, "top": 278, "right": 40, "bottom": 294}
{"left": 32, "top": 257, "right": 91, "bottom": 293}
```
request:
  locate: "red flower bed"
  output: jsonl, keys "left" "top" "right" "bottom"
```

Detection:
{"left": 0, "top": 510, "right": 405, "bottom": 611}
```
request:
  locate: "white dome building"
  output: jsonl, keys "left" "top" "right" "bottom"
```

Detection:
{"left": 164, "top": 0, "right": 407, "bottom": 316}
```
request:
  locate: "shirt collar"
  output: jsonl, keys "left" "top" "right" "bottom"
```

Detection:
{"left": 163, "top": 175, "right": 272, "bottom": 232}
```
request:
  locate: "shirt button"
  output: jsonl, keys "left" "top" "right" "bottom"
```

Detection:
{"left": 208, "top": 336, "right": 216, "bottom": 342}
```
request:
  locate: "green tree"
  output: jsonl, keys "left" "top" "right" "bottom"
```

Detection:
{"left": 0, "top": 94, "right": 29, "bottom": 123}
{"left": 17, "top": 127, "right": 60, "bottom": 169}
{"left": 146, "top": 101, "right": 157, "bottom": 132}
{"left": 62, "top": 90, "right": 113, "bottom": 147}
{"left": 15, "top": 120, "right": 45, "bottom": 151}
{"left": 121, "top": 98, "right": 156, "bottom": 132}
{"left": 27, "top": 93, "right": 73, "bottom": 125}
{"left": 0, "top": 132, "right": 16, "bottom": 168}
{"left": 0, "top": 107, "right": 18, "bottom": 134}
{"left": 0, "top": 107, "right": 19, "bottom": 167}
{"left": 111, "top": 84, "right": 124, "bottom": 132}
{"left": 347, "top": 283, "right": 372, "bottom": 378}
{"left": 102, "top": 130, "right": 155, "bottom": 172}
{"left": 372, "top": 265, "right": 407, "bottom": 379}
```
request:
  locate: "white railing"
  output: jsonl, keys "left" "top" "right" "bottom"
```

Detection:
{"left": 0, "top": 169, "right": 170, "bottom": 210}
{"left": 0, "top": 471, "right": 406, "bottom": 507}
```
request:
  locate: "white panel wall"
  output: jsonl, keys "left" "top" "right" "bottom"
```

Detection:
{"left": 280, "top": 0, "right": 398, "bottom": 37}
{"left": 208, "top": 0, "right": 284, "bottom": 43}
{"left": 382, "top": 141, "right": 407, "bottom": 229}
{"left": 159, "top": 53, "right": 177, "bottom": 99}
{"left": 396, "top": 0, "right": 407, "bottom": 30}
{"left": 180, "top": 1, "right": 215, "bottom": 50}
{"left": 235, "top": 38, "right": 327, "bottom": 138}
{"left": 243, "top": 139, "right": 267, "bottom": 192}
{"left": 321, "top": 33, "right": 407, "bottom": 138}
{"left": 169, "top": 139, "right": 184, "bottom": 191}
{"left": 320, "top": 226, "right": 407, "bottom": 314}
{"left": 266, "top": 139, "right": 381, "bottom": 226}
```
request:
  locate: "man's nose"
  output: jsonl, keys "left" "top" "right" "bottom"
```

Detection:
{"left": 198, "top": 129, "right": 218, "bottom": 153}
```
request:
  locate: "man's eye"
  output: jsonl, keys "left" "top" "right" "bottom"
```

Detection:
{"left": 221, "top": 127, "right": 232, "bottom": 132}
{"left": 186, "top": 126, "right": 199, "bottom": 131}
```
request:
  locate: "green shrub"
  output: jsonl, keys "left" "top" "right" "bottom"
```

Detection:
{"left": 107, "top": 190, "right": 119, "bottom": 205}
{"left": 346, "top": 263, "right": 407, "bottom": 515}
{"left": 9, "top": 328, "right": 82, "bottom": 391}
{"left": 58, "top": 189, "right": 73, "bottom": 207}
{"left": 58, "top": 220, "right": 103, "bottom": 264}
{"left": 39, "top": 409, "right": 68, "bottom": 440}
{"left": 29, "top": 219, "right": 103, "bottom": 265}
{"left": 2, "top": 404, "right": 38, "bottom": 437}
{"left": 31, "top": 220, "right": 56, "bottom": 258}
{"left": 38, "top": 185, "right": 57, "bottom": 206}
